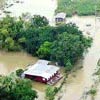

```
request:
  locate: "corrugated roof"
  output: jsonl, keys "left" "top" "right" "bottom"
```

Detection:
{"left": 24, "top": 60, "right": 60, "bottom": 79}
{"left": 55, "top": 12, "right": 66, "bottom": 19}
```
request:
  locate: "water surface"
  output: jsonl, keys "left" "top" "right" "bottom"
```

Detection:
{"left": 60, "top": 16, "right": 100, "bottom": 100}
{"left": 0, "top": 0, "right": 100, "bottom": 100}
{"left": 5, "top": 0, "right": 57, "bottom": 25}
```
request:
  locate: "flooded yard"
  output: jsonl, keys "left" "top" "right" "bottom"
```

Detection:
{"left": 0, "top": 0, "right": 57, "bottom": 99}
{"left": 0, "top": 51, "right": 38, "bottom": 75}
{"left": 0, "top": 0, "right": 100, "bottom": 100}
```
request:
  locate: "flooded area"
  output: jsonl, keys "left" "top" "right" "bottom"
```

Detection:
{"left": 0, "top": 0, "right": 57, "bottom": 99}
{"left": 0, "top": 0, "right": 100, "bottom": 100}
{"left": 0, "top": 0, "right": 5, "bottom": 7}
{"left": 0, "top": 51, "right": 38, "bottom": 75}
{"left": 59, "top": 16, "right": 100, "bottom": 100}
{"left": 0, "top": 0, "right": 57, "bottom": 25}
{"left": 66, "top": 15, "right": 96, "bottom": 37}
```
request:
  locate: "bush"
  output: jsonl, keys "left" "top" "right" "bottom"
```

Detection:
{"left": 16, "top": 69, "right": 24, "bottom": 77}
{"left": 89, "top": 88, "right": 97, "bottom": 96}
{"left": 45, "top": 86, "right": 55, "bottom": 100}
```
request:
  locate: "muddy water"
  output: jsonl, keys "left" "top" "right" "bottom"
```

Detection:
{"left": 3, "top": 0, "right": 57, "bottom": 25}
{"left": 0, "top": 0, "right": 5, "bottom": 7}
{"left": 0, "top": 0, "right": 5, "bottom": 8}
{"left": 0, "top": 0, "right": 57, "bottom": 99}
{"left": 60, "top": 16, "right": 100, "bottom": 100}
{"left": 0, "top": 0, "right": 100, "bottom": 100}
{"left": 0, "top": 51, "right": 46, "bottom": 99}
{"left": 0, "top": 51, "right": 38, "bottom": 75}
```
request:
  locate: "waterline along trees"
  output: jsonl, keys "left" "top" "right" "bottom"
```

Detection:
{"left": 51, "top": 32, "right": 92, "bottom": 68}
{"left": 0, "top": 15, "right": 92, "bottom": 71}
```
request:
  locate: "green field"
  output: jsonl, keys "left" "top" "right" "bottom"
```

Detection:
{"left": 56, "top": 0, "right": 100, "bottom": 17}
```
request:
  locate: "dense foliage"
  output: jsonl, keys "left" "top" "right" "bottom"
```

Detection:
{"left": 56, "top": 0, "right": 100, "bottom": 16}
{"left": 0, "top": 15, "right": 92, "bottom": 70}
{"left": 51, "top": 32, "right": 92, "bottom": 67}
{"left": 45, "top": 86, "right": 55, "bottom": 100}
{"left": 0, "top": 75, "right": 37, "bottom": 100}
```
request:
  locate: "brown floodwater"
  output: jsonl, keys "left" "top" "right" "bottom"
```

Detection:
{"left": 0, "top": 51, "right": 46, "bottom": 100}
{"left": 0, "top": 0, "right": 5, "bottom": 7}
{"left": 0, "top": 51, "right": 38, "bottom": 75}
{"left": 59, "top": 16, "right": 100, "bottom": 100}
{"left": 0, "top": 0, "right": 57, "bottom": 25}
{"left": 0, "top": 0, "right": 100, "bottom": 99}
{"left": 0, "top": 16, "right": 100, "bottom": 100}
{"left": 0, "top": 0, "right": 57, "bottom": 99}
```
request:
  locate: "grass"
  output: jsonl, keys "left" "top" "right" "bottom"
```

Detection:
{"left": 56, "top": 0, "right": 100, "bottom": 17}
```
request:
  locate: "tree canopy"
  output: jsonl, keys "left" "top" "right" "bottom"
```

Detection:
{"left": 0, "top": 75, "right": 37, "bottom": 100}
{"left": 0, "top": 15, "right": 92, "bottom": 71}
{"left": 51, "top": 32, "right": 92, "bottom": 67}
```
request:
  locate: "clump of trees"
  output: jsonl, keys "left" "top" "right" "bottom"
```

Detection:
{"left": 0, "top": 15, "right": 92, "bottom": 71}
{"left": 51, "top": 32, "right": 92, "bottom": 67}
{"left": 0, "top": 75, "right": 37, "bottom": 100}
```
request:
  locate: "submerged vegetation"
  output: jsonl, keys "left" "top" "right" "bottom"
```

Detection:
{"left": 0, "top": 15, "right": 92, "bottom": 70}
{"left": 56, "top": 0, "right": 100, "bottom": 17}
{"left": 0, "top": 14, "right": 92, "bottom": 100}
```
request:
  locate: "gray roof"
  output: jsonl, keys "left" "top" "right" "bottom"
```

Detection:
{"left": 55, "top": 12, "right": 66, "bottom": 19}
{"left": 24, "top": 60, "right": 60, "bottom": 80}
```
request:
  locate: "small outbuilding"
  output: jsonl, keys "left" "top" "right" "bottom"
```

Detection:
{"left": 23, "top": 60, "right": 62, "bottom": 85}
{"left": 55, "top": 12, "right": 66, "bottom": 24}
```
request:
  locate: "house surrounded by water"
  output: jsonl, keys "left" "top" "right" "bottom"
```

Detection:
{"left": 55, "top": 12, "right": 66, "bottom": 24}
{"left": 23, "top": 60, "right": 62, "bottom": 85}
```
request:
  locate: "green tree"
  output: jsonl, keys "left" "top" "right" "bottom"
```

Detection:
{"left": 21, "top": 28, "right": 40, "bottom": 54}
{"left": 31, "top": 15, "right": 49, "bottom": 27}
{"left": 65, "top": 60, "right": 73, "bottom": 72}
{"left": 51, "top": 32, "right": 92, "bottom": 68}
{"left": 4, "top": 37, "right": 15, "bottom": 51}
{"left": 0, "top": 15, "right": 24, "bottom": 51}
{"left": 16, "top": 69, "right": 24, "bottom": 77}
{"left": 0, "top": 76, "right": 38, "bottom": 100}
{"left": 37, "top": 41, "right": 52, "bottom": 59}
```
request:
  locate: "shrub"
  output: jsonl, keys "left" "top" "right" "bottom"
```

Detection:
{"left": 16, "top": 69, "right": 24, "bottom": 77}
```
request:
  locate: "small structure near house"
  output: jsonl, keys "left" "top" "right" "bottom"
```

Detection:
{"left": 23, "top": 60, "right": 62, "bottom": 85}
{"left": 55, "top": 12, "right": 66, "bottom": 24}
